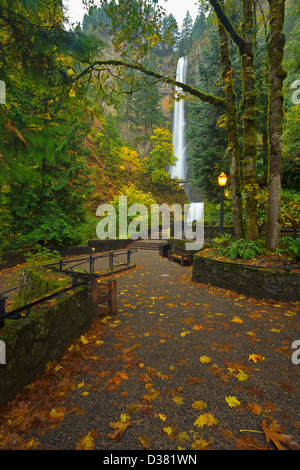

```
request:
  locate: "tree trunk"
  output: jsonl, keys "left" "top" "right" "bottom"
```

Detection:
{"left": 266, "top": 0, "right": 287, "bottom": 249}
{"left": 241, "top": 0, "right": 258, "bottom": 241}
{"left": 217, "top": 17, "right": 245, "bottom": 239}
{"left": 209, "top": 0, "right": 258, "bottom": 241}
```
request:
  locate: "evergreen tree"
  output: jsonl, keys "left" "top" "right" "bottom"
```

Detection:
{"left": 178, "top": 11, "right": 194, "bottom": 56}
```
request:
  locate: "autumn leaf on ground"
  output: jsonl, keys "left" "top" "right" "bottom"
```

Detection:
{"left": 225, "top": 396, "right": 241, "bottom": 408}
{"left": 199, "top": 355, "right": 211, "bottom": 363}
{"left": 231, "top": 316, "right": 243, "bottom": 323}
{"left": 49, "top": 407, "right": 66, "bottom": 423}
{"left": 76, "top": 429, "right": 98, "bottom": 450}
{"left": 194, "top": 412, "right": 218, "bottom": 428}
{"left": 80, "top": 335, "right": 89, "bottom": 344}
{"left": 107, "top": 415, "right": 131, "bottom": 441}
{"left": 158, "top": 413, "right": 167, "bottom": 421}
{"left": 25, "top": 437, "right": 40, "bottom": 449}
{"left": 249, "top": 353, "right": 265, "bottom": 363}
{"left": 192, "top": 400, "right": 207, "bottom": 411}
{"left": 193, "top": 324, "right": 203, "bottom": 331}
{"left": 229, "top": 368, "right": 248, "bottom": 382}
{"left": 172, "top": 395, "right": 184, "bottom": 405}
{"left": 163, "top": 426, "right": 173, "bottom": 436}
{"left": 247, "top": 402, "right": 262, "bottom": 416}
{"left": 138, "top": 435, "right": 152, "bottom": 450}
{"left": 261, "top": 419, "right": 300, "bottom": 450}
{"left": 180, "top": 331, "right": 191, "bottom": 337}
{"left": 191, "top": 437, "right": 211, "bottom": 450}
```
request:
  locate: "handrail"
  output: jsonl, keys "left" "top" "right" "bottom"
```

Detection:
{"left": 0, "top": 248, "right": 137, "bottom": 328}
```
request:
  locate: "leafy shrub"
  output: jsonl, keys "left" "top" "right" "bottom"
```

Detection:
{"left": 25, "top": 245, "right": 61, "bottom": 266}
{"left": 222, "top": 239, "right": 265, "bottom": 261}
{"left": 277, "top": 237, "right": 300, "bottom": 260}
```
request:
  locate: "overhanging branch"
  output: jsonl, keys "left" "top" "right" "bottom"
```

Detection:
{"left": 209, "top": 0, "right": 246, "bottom": 54}
{"left": 75, "top": 59, "right": 226, "bottom": 110}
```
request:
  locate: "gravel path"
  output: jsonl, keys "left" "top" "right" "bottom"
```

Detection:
{"left": 0, "top": 248, "right": 299, "bottom": 452}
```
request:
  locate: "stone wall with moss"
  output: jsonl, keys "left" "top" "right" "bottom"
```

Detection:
{"left": 192, "top": 254, "right": 300, "bottom": 302}
{"left": 0, "top": 269, "right": 95, "bottom": 407}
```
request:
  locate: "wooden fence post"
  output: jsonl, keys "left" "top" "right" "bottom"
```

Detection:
{"left": 90, "top": 278, "right": 117, "bottom": 316}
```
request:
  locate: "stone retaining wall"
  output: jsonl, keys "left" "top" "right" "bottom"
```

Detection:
{"left": 192, "top": 254, "right": 300, "bottom": 302}
{"left": 0, "top": 271, "right": 96, "bottom": 407}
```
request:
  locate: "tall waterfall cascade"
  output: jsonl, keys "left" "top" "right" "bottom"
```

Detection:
{"left": 170, "top": 56, "right": 188, "bottom": 180}
{"left": 171, "top": 57, "right": 203, "bottom": 230}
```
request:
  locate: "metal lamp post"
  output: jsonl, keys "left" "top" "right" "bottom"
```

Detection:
{"left": 218, "top": 172, "right": 228, "bottom": 234}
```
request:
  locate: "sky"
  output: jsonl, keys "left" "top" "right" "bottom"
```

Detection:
{"left": 64, "top": 0, "right": 200, "bottom": 28}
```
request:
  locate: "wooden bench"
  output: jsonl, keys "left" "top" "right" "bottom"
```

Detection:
{"left": 168, "top": 249, "right": 192, "bottom": 266}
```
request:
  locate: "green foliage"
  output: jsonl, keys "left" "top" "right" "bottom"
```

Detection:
{"left": 0, "top": 0, "right": 95, "bottom": 251}
{"left": 222, "top": 238, "right": 265, "bottom": 261}
{"left": 282, "top": 104, "right": 300, "bottom": 191}
{"left": 108, "top": 182, "right": 157, "bottom": 237}
{"left": 277, "top": 237, "right": 300, "bottom": 260}
{"left": 148, "top": 127, "right": 176, "bottom": 188}
{"left": 256, "top": 189, "right": 300, "bottom": 230}
{"left": 204, "top": 199, "right": 233, "bottom": 226}
{"left": 24, "top": 245, "right": 61, "bottom": 266}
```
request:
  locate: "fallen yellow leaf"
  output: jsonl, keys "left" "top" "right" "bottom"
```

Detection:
{"left": 225, "top": 396, "right": 241, "bottom": 408}
{"left": 231, "top": 316, "right": 243, "bottom": 323}
{"left": 249, "top": 353, "right": 265, "bottom": 363}
{"left": 200, "top": 355, "right": 211, "bottom": 363}
{"left": 172, "top": 395, "right": 184, "bottom": 405}
{"left": 192, "top": 400, "right": 207, "bottom": 411}
{"left": 163, "top": 426, "right": 173, "bottom": 436}
{"left": 76, "top": 429, "right": 98, "bottom": 450}
{"left": 194, "top": 412, "right": 218, "bottom": 428}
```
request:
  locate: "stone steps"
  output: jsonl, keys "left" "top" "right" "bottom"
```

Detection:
{"left": 128, "top": 239, "right": 167, "bottom": 250}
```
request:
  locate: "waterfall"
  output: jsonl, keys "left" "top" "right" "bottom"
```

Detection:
{"left": 186, "top": 202, "right": 204, "bottom": 226}
{"left": 171, "top": 57, "right": 204, "bottom": 233}
{"left": 170, "top": 56, "right": 188, "bottom": 180}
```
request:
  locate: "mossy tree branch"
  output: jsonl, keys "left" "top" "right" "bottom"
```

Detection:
{"left": 74, "top": 59, "right": 226, "bottom": 110}
{"left": 209, "top": 0, "right": 246, "bottom": 54}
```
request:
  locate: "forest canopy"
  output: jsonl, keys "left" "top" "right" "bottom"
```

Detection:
{"left": 0, "top": 0, "right": 299, "bottom": 253}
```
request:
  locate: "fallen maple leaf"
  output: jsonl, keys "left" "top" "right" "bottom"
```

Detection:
{"left": 107, "top": 416, "right": 131, "bottom": 441}
{"left": 193, "top": 324, "right": 203, "bottom": 331}
{"left": 194, "top": 412, "right": 218, "bottom": 428}
{"left": 138, "top": 435, "right": 152, "bottom": 450}
{"left": 225, "top": 396, "right": 241, "bottom": 408}
{"left": 76, "top": 429, "right": 98, "bottom": 450}
{"left": 231, "top": 316, "right": 243, "bottom": 323}
{"left": 172, "top": 395, "right": 184, "bottom": 405}
{"left": 235, "top": 369, "right": 248, "bottom": 382}
{"left": 249, "top": 353, "right": 265, "bottom": 363}
{"left": 199, "top": 355, "right": 211, "bottom": 363}
{"left": 80, "top": 335, "right": 89, "bottom": 344}
{"left": 247, "top": 402, "right": 262, "bottom": 416}
{"left": 49, "top": 407, "right": 66, "bottom": 423}
{"left": 192, "top": 400, "right": 207, "bottom": 411}
{"left": 163, "top": 426, "right": 173, "bottom": 436}
{"left": 261, "top": 419, "right": 300, "bottom": 450}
